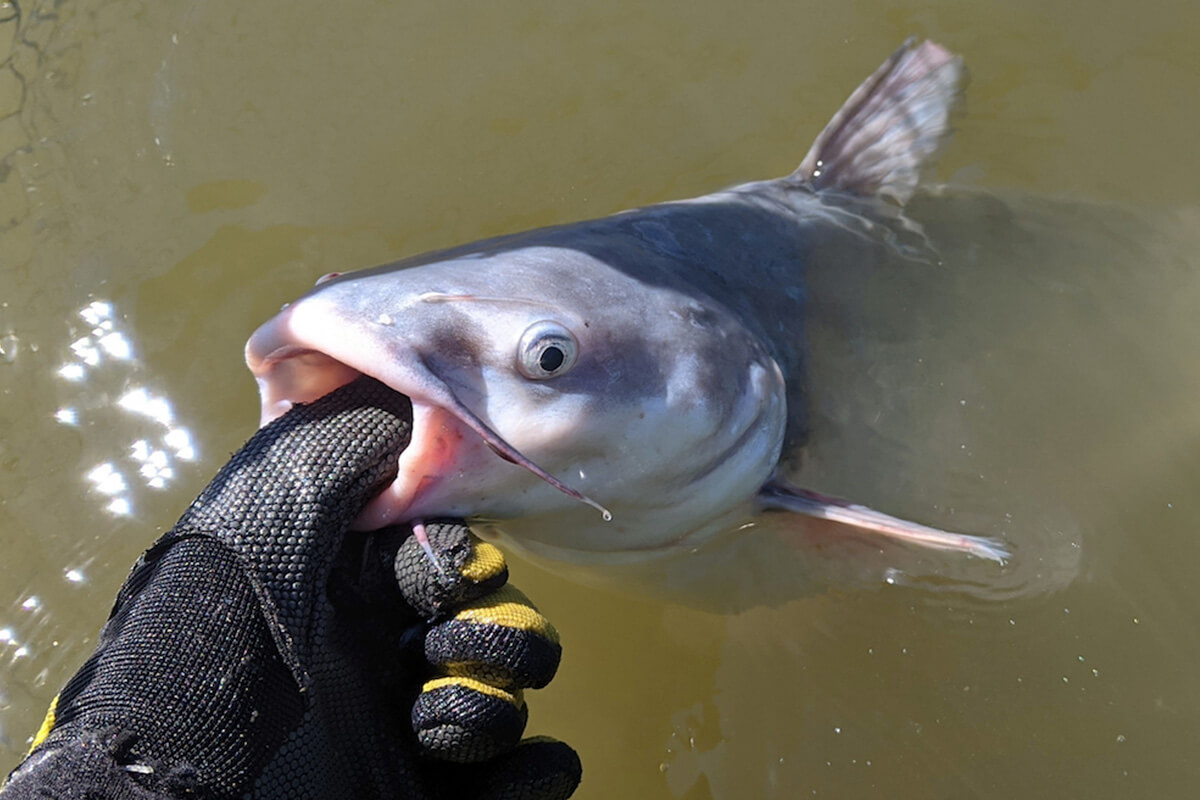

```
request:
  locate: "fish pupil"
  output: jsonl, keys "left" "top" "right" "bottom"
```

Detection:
{"left": 539, "top": 345, "right": 565, "bottom": 372}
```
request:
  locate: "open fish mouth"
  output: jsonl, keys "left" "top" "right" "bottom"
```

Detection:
{"left": 244, "top": 307, "right": 611, "bottom": 532}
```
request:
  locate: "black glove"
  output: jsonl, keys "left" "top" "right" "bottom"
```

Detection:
{"left": 0, "top": 377, "right": 580, "bottom": 800}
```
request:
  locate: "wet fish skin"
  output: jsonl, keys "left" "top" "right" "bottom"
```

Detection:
{"left": 246, "top": 39, "right": 1007, "bottom": 563}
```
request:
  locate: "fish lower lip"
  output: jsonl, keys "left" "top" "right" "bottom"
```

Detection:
{"left": 353, "top": 400, "right": 489, "bottom": 531}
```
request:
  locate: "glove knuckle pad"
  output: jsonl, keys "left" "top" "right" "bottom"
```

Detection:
{"left": 413, "top": 679, "right": 527, "bottom": 763}
{"left": 426, "top": 586, "right": 562, "bottom": 690}
{"left": 426, "top": 620, "right": 562, "bottom": 691}
{"left": 395, "top": 523, "right": 510, "bottom": 620}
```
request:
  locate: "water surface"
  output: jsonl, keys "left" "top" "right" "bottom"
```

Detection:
{"left": 2, "top": 1, "right": 1198, "bottom": 797}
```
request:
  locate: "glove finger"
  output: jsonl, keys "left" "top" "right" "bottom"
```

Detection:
{"left": 429, "top": 737, "right": 582, "bottom": 800}
{"left": 388, "top": 520, "right": 510, "bottom": 620}
{"left": 414, "top": 585, "right": 562, "bottom": 762}
{"left": 412, "top": 676, "right": 528, "bottom": 762}
{"left": 377, "top": 520, "right": 565, "bottom": 764}
{"left": 181, "top": 375, "right": 412, "bottom": 558}
{"left": 426, "top": 584, "right": 562, "bottom": 691}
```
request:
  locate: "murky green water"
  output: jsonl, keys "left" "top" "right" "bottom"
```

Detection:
{"left": 2, "top": 1, "right": 1199, "bottom": 797}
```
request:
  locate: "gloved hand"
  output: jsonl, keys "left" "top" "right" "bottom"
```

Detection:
{"left": 1, "top": 377, "right": 580, "bottom": 800}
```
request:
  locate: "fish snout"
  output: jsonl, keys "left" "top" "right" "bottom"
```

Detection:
{"left": 245, "top": 304, "right": 364, "bottom": 425}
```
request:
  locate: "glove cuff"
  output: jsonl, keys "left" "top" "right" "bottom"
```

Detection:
{"left": 3, "top": 727, "right": 184, "bottom": 800}
{"left": 20, "top": 535, "right": 305, "bottom": 798}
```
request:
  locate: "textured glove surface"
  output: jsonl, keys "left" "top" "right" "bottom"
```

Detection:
{"left": 365, "top": 522, "right": 564, "bottom": 761}
{"left": 3, "top": 378, "right": 580, "bottom": 800}
{"left": 333, "top": 521, "right": 581, "bottom": 797}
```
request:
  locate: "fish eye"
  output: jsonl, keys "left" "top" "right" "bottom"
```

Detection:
{"left": 516, "top": 320, "right": 578, "bottom": 380}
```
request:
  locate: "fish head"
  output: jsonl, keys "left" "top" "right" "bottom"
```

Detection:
{"left": 245, "top": 243, "right": 787, "bottom": 557}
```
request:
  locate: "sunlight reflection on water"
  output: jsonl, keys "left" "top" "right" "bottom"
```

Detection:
{"left": 1, "top": 298, "right": 202, "bottom": 719}
{"left": 52, "top": 300, "right": 198, "bottom": 521}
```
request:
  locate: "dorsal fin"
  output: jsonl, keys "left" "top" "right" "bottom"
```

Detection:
{"left": 792, "top": 39, "right": 965, "bottom": 204}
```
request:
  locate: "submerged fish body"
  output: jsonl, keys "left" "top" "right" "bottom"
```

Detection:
{"left": 246, "top": 40, "right": 1007, "bottom": 564}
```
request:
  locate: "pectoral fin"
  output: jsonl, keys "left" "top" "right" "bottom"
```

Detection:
{"left": 759, "top": 481, "right": 1010, "bottom": 563}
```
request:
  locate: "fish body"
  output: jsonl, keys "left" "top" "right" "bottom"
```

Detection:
{"left": 246, "top": 40, "right": 1007, "bottom": 564}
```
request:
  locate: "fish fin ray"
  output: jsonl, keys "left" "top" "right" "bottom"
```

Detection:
{"left": 759, "top": 481, "right": 1010, "bottom": 563}
{"left": 792, "top": 38, "right": 965, "bottom": 204}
